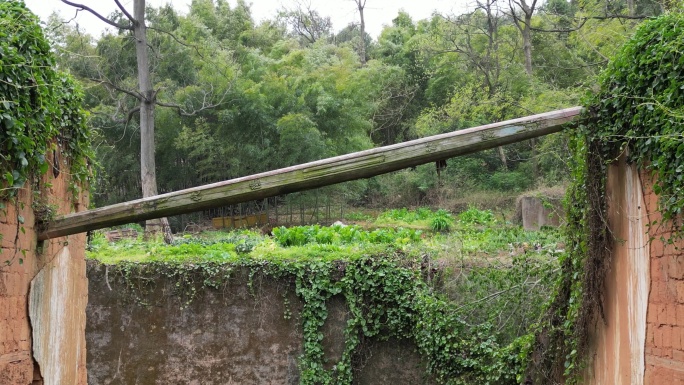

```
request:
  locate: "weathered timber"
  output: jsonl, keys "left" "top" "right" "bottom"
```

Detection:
{"left": 38, "top": 107, "right": 582, "bottom": 240}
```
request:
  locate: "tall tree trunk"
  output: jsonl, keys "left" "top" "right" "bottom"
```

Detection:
{"left": 498, "top": 146, "right": 508, "bottom": 171}
{"left": 357, "top": 0, "right": 366, "bottom": 65}
{"left": 522, "top": 16, "right": 533, "bottom": 76}
{"left": 509, "top": 0, "right": 536, "bottom": 77}
{"left": 133, "top": 0, "right": 172, "bottom": 242}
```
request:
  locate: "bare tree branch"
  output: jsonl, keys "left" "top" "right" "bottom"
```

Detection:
{"left": 88, "top": 77, "right": 144, "bottom": 100}
{"left": 590, "top": 14, "right": 650, "bottom": 20}
{"left": 125, "top": 106, "right": 141, "bottom": 123}
{"left": 155, "top": 84, "right": 234, "bottom": 116}
{"left": 147, "top": 26, "right": 205, "bottom": 59}
{"left": 60, "top": 0, "right": 133, "bottom": 30}
{"left": 531, "top": 13, "right": 649, "bottom": 34}
{"left": 531, "top": 18, "right": 589, "bottom": 33}
{"left": 113, "top": 0, "right": 135, "bottom": 23}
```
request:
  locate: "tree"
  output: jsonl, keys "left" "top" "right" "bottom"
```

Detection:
{"left": 350, "top": 0, "right": 368, "bottom": 64}
{"left": 279, "top": 1, "right": 332, "bottom": 45}
{"left": 507, "top": 0, "right": 538, "bottom": 76}
{"left": 61, "top": 0, "right": 173, "bottom": 241}
{"left": 60, "top": 0, "right": 232, "bottom": 241}
{"left": 431, "top": 1, "right": 516, "bottom": 169}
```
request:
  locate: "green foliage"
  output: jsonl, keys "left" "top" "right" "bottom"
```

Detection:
{"left": 0, "top": 2, "right": 93, "bottom": 197}
{"left": 585, "top": 12, "right": 684, "bottom": 225}
{"left": 92, "top": 215, "right": 563, "bottom": 384}
{"left": 45, "top": 0, "right": 648, "bottom": 213}
{"left": 430, "top": 209, "right": 453, "bottom": 232}
{"left": 378, "top": 207, "right": 433, "bottom": 223}
{"left": 272, "top": 224, "right": 421, "bottom": 247}
{"left": 458, "top": 207, "right": 495, "bottom": 225}
{"left": 530, "top": 13, "right": 684, "bottom": 383}
{"left": 111, "top": 260, "right": 235, "bottom": 308}
{"left": 342, "top": 210, "right": 373, "bottom": 221}
{"left": 104, "top": 252, "right": 555, "bottom": 385}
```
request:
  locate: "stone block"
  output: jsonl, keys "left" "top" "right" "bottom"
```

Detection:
{"left": 663, "top": 326, "right": 673, "bottom": 349}
{"left": 0, "top": 223, "right": 17, "bottom": 249}
{"left": 0, "top": 203, "right": 17, "bottom": 225}
{"left": 672, "top": 326, "right": 682, "bottom": 350}
{"left": 655, "top": 327, "right": 664, "bottom": 348}
{"left": 647, "top": 325, "right": 655, "bottom": 345}
{"left": 0, "top": 319, "right": 6, "bottom": 343}
{"left": 674, "top": 349, "right": 684, "bottom": 363}
{"left": 19, "top": 320, "right": 29, "bottom": 342}
{"left": 0, "top": 298, "right": 7, "bottom": 321}
{"left": 652, "top": 236, "right": 681, "bottom": 258}
{"left": 676, "top": 281, "right": 684, "bottom": 304}
{"left": 669, "top": 255, "right": 684, "bottom": 280}
{"left": 677, "top": 305, "right": 684, "bottom": 326}
{"left": 669, "top": 304, "right": 679, "bottom": 325}
{"left": 643, "top": 190, "right": 660, "bottom": 215}
{"left": 648, "top": 305, "right": 659, "bottom": 324}
{"left": 652, "top": 258, "right": 664, "bottom": 282}
{"left": 650, "top": 347, "right": 663, "bottom": 358}
{"left": 518, "top": 195, "right": 564, "bottom": 231}
{"left": 4, "top": 338, "right": 17, "bottom": 353}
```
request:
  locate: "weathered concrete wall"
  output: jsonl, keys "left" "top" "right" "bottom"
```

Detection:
{"left": 585, "top": 159, "right": 684, "bottom": 384}
{"left": 518, "top": 195, "right": 564, "bottom": 231}
{"left": 0, "top": 155, "right": 88, "bottom": 385}
{"left": 85, "top": 263, "right": 431, "bottom": 385}
{"left": 585, "top": 159, "right": 649, "bottom": 385}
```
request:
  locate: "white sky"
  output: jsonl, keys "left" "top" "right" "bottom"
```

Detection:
{"left": 24, "top": 0, "right": 470, "bottom": 39}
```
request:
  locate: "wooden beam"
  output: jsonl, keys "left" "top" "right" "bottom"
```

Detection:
{"left": 38, "top": 107, "right": 582, "bottom": 240}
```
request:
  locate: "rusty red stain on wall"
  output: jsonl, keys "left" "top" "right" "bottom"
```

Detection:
{"left": 0, "top": 150, "right": 88, "bottom": 385}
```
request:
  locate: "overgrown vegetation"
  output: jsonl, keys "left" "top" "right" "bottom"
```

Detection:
{"left": 529, "top": 13, "right": 684, "bottom": 384}
{"left": 90, "top": 207, "right": 562, "bottom": 384}
{"left": 9, "top": 1, "right": 680, "bottom": 383}
{"left": 42, "top": 0, "right": 661, "bottom": 219}
{"left": 0, "top": 1, "right": 93, "bottom": 199}
{"left": 0, "top": 1, "right": 93, "bottom": 267}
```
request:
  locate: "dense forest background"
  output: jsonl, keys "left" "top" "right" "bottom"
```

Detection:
{"left": 46, "top": 0, "right": 664, "bottom": 219}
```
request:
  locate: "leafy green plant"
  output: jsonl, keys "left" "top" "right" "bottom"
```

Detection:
{"left": 378, "top": 207, "right": 433, "bottom": 223}
{"left": 458, "top": 206, "right": 495, "bottom": 225}
{"left": 430, "top": 209, "right": 453, "bottom": 232}
{"left": 343, "top": 211, "right": 373, "bottom": 221}
{"left": 271, "top": 224, "right": 421, "bottom": 247}
{"left": 530, "top": 13, "right": 684, "bottom": 384}
{"left": 0, "top": 2, "right": 93, "bottom": 199}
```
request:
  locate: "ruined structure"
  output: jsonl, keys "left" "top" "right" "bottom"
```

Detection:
{"left": 0, "top": 158, "right": 88, "bottom": 384}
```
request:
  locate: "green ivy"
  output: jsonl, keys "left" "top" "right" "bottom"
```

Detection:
{"left": 585, "top": 12, "right": 684, "bottom": 224}
{"left": 530, "top": 12, "right": 684, "bottom": 383}
{"left": 0, "top": 1, "right": 93, "bottom": 198}
{"left": 108, "top": 250, "right": 550, "bottom": 385}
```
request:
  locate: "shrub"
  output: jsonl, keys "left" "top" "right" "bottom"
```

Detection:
{"left": 458, "top": 206, "right": 495, "bottom": 225}
{"left": 430, "top": 209, "right": 453, "bottom": 232}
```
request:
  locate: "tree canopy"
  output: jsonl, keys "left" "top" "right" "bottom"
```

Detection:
{"left": 45, "top": 0, "right": 666, "bottom": 213}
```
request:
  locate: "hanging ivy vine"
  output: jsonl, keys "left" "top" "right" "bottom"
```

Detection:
{"left": 108, "top": 252, "right": 540, "bottom": 385}
{"left": 0, "top": 1, "right": 94, "bottom": 199}
{"left": 528, "top": 12, "right": 684, "bottom": 384}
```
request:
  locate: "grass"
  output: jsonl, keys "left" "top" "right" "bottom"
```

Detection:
{"left": 87, "top": 226, "right": 422, "bottom": 265}
{"left": 87, "top": 207, "right": 564, "bottom": 267}
{"left": 87, "top": 207, "right": 563, "bottom": 351}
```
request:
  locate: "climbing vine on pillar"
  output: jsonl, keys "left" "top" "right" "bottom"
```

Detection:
{"left": 529, "top": 12, "right": 684, "bottom": 384}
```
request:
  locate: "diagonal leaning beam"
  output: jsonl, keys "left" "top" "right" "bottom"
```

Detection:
{"left": 38, "top": 106, "right": 582, "bottom": 240}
